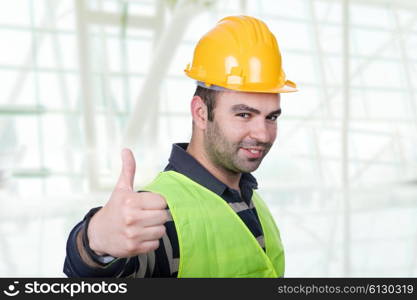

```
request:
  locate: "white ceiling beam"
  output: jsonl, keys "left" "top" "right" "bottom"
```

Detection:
{"left": 317, "top": 0, "right": 417, "bottom": 10}
{"left": 85, "top": 11, "right": 158, "bottom": 29}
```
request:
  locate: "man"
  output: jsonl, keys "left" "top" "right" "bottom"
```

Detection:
{"left": 64, "top": 15, "right": 297, "bottom": 278}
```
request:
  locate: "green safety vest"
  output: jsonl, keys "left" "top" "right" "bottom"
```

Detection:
{"left": 144, "top": 171, "right": 285, "bottom": 278}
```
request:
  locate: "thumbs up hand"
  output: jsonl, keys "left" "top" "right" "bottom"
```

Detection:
{"left": 87, "top": 149, "right": 169, "bottom": 258}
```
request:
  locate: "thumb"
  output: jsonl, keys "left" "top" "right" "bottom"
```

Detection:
{"left": 115, "top": 148, "right": 136, "bottom": 191}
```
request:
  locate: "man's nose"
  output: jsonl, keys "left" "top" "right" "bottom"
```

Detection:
{"left": 249, "top": 119, "right": 272, "bottom": 143}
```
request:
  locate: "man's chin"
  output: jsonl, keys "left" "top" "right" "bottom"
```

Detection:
{"left": 236, "top": 162, "right": 262, "bottom": 173}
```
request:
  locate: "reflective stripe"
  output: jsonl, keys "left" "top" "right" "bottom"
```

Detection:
{"left": 148, "top": 250, "right": 156, "bottom": 276}
{"left": 135, "top": 255, "right": 147, "bottom": 278}
{"left": 228, "top": 201, "right": 250, "bottom": 213}
{"left": 256, "top": 236, "right": 265, "bottom": 249}
{"left": 162, "top": 234, "right": 175, "bottom": 276}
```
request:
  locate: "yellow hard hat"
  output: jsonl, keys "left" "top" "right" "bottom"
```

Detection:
{"left": 185, "top": 15, "right": 297, "bottom": 93}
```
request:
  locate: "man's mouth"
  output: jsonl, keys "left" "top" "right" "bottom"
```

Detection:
{"left": 240, "top": 147, "right": 264, "bottom": 159}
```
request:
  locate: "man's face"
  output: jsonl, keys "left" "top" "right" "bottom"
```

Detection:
{"left": 203, "top": 91, "right": 281, "bottom": 174}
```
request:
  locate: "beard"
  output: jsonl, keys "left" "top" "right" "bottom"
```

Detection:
{"left": 203, "top": 120, "right": 273, "bottom": 174}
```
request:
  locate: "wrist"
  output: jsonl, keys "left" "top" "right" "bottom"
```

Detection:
{"left": 82, "top": 207, "right": 117, "bottom": 265}
{"left": 87, "top": 213, "right": 105, "bottom": 256}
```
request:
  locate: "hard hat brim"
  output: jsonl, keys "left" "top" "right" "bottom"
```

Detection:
{"left": 193, "top": 78, "right": 298, "bottom": 94}
{"left": 274, "top": 80, "right": 298, "bottom": 93}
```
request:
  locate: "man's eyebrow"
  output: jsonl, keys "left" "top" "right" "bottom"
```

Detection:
{"left": 231, "top": 104, "right": 261, "bottom": 114}
{"left": 231, "top": 104, "right": 282, "bottom": 117}
{"left": 268, "top": 108, "right": 282, "bottom": 117}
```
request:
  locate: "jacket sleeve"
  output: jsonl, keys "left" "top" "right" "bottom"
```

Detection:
{"left": 63, "top": 207, "right": 132, "bottom": 277}
{"left": 63, "top": 205, "right": 177, "bottom": 277}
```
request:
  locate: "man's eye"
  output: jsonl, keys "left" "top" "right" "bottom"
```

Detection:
{"left": 237, "top": 113, "right": 251, "bottom": 118}
{"left": 267, "top": 115, "right": 278, "bottom": 121}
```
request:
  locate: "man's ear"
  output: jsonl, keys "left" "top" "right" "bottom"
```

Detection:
{"left": 190, "top": 96, "right": 208, "bottom": 130}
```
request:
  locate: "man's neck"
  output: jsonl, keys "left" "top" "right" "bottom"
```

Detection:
{"left": 186, "top": 141, "right": 241, "bottom": 191}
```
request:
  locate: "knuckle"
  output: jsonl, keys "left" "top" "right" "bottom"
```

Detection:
{"left": 124, "top": 195, "right": 133, "bottom": 207}
{"left": 151, "top": 240, "right": 160, "bottom": 250}
{"left": 125, "top": 240, "right": 137, "bottom": 253}
{"left": 123, "top": 214, "right": 134, "bottom": 226}
{"left": 149, "top": 192, "right": 166, "bottom": 204}
{"left": 139, "top": 240, "right": 159, "bottom": 253}
{"left": 136, "top": 196, "right": 146, "bottom": 208}
{"left": 135, "top": 212, "right": 145, "bottom": 223}
{"left": 137, "top": 245, "right": 146, "bottom": 254}
{"left": 124, "top": 227, "right": 136, "bottom": 240}
{"left": 163, "top": 211, "right": 170, "bottom": 222}
{"left": 123, "top": 210, "right": 139, "bottom": 226}
{"left": 159, "top": 196, "right": 168, "bottom": 206}
{"left": 157, "top": 225, "right": 166, "bottom": 237}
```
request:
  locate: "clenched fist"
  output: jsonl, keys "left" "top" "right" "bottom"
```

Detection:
{"left": 87, "top": 148, "right": 169, "bottom": 258}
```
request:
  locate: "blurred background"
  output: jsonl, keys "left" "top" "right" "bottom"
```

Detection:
{"left": 0, "top": 0, "right": 417, "bottom": 277}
